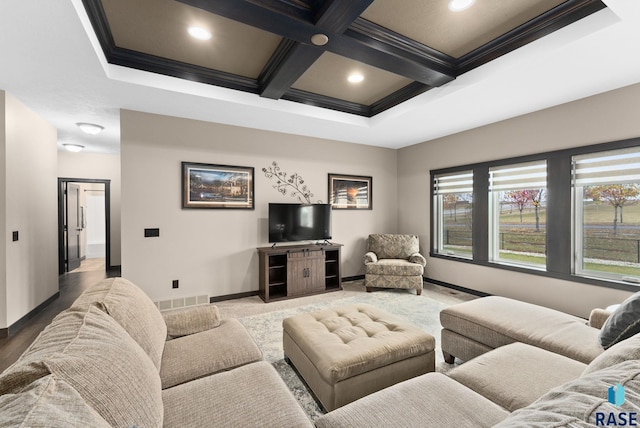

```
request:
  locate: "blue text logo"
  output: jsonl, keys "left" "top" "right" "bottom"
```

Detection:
{"left": 596, "top": 384, "right": 638, "bottom": 426}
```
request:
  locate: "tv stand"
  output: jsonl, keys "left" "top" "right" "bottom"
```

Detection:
{"left": 257, "top": 243, "right": 342, "bottom": 302}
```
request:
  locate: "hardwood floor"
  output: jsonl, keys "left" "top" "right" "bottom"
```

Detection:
{"left": 0, "top": 268, "right": 119, "bottom": 373}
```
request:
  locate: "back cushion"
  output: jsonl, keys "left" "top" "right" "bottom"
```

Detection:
{"left": 71, "top": 277, "right": 167, "bottom": 369}
{"left": 0, "top": 375, "right": 111, "bottom": 428}
{"left": 583, "top": 332, "right": 640, "bottom": 376}
{"left": 43, "top": 305, "right": 163, "bottom": 427}
{"left": 495, "top": 360, "right": 640, "bottom": 427}
{"left": 368, "top": 234, "right": 419, "bottom": 259}
{"left": 0, "top": 308, "right": 88, "bottom": 395}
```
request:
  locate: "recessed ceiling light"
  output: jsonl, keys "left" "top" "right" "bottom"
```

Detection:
{"left": 347, "top": 73, "right": 364, "bottom": 84}
{"left": 63, "top": 144, "right": 85, "bottom": 152}
{"left": 448, "top": 0, "right": 475, "bottom": 12}
{"left": 311, "top": 33, "right": 329, "bottom": 46}
{"left": 75, "top": 122, "right": 104, "bottom": 135}
{"left": 188, "top": 26, "right": 212, "bottom": 40}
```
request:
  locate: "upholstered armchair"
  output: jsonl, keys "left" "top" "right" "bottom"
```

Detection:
{"left": 363, "top": 234, "right": 426, "bottom": 295}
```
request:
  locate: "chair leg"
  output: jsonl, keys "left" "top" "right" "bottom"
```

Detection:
{"left": 416, "top": 289, "right": 422, "bottom": 296}
{"left": 366, "top": 287, "right": 372, "bottom": 293}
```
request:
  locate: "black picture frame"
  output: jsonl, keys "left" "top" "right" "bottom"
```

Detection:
{"left": 182, "top": 162, "right": 254, "bottom": 209}
{"left": 328, "top": 173, "right": 372, "bottom": 210}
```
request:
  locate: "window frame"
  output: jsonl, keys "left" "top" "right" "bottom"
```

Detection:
{"left": 430, "top": 136, "right": 640, "bottom": 292}
{"left": 432, "top": 170, "right": 474, "bottom": 259}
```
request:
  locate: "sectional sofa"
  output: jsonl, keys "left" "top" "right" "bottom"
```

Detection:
{"left": 0, "top": 277, "right": 313, "bottom": 427}
{"left": 3, "top": 276, "right": 640, "bottom": 427}
{"left": 315, "top": 293, "right": 640, "bottom": 427}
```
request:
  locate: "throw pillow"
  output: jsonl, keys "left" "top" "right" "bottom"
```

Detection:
{"left": 599, "top": 291, "right": 640, "bottom": 349}
{"left": 163, "top": 304, "right": 221, "bottom": 339}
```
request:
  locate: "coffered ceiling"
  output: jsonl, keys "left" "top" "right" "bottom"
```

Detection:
{"left": 83, "top": 0, "right": 606, "bottom": 116}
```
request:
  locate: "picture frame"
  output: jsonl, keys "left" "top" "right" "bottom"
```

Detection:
{"left": 328, "top": 173, "right": 372, "bottom": 210}
{"left": 182, "top": 162, "right": 254, "bottom": 209}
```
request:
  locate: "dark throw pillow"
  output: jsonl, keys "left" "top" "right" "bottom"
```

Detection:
{"left": 599, "top": 291, "right": 640, "bottom": 349}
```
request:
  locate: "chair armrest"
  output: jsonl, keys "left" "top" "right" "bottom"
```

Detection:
{"left": 588, "top": 308, "right": 612, "bottom": 329}
{"left": 409, "top": 253, "right": 427, "bottom": 267}
{"left": 162, "top": 304, "right": 221, "bottom": 340}
{"left": 363, "top": 252, "right": 378, "bottom": 264}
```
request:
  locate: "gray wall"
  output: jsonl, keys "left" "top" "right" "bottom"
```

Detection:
{"left": 120, "top": 110, "right": 398, "bottom": 301}
{"left": 397, "top": 82, "right": 640, "bottom": 317}
{"left": 0, "top": 91, "right": 58, "bottom": 329}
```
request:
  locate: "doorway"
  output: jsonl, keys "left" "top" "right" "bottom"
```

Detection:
{"left": 58, "top": 178, "right": 111, "bottom": 275}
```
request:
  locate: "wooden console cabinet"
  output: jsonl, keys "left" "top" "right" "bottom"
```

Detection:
{"left": 257, "top": 243, "right": 342, "bottom": 302}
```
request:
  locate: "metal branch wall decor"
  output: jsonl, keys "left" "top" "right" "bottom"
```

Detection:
{"left": 262, "top": 161, "right": 322, "bottom": 204}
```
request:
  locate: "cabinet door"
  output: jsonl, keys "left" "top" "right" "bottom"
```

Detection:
{"left": 287, "top": 250, "right": 325, "bottom": 296}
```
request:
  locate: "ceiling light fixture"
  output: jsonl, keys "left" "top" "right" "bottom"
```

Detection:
{"left": 76, "top": 122, "right": 104, "bottom": 135}
{"left": 347, "top": 73, "right": 364, "bottom": 84}
{"left": 310, "top": 33, "right": 329, "bottom": 46}
{"left": 188, "top": 26, "right": 212, "bottom": 40}
{"left": 448, "top": 0, "right": 475, "bottom": 12}
{"left": 63, "top": 144, "right": 85, "bottom": 152}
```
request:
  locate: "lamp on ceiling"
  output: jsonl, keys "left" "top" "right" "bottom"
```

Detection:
{"left": 63, "top": 144, "right": 85, "bottom": 152}
{"left": 448, "top": 0, "right": 475, "bottom": 12}
{"left": 76, "top": 122, "right": 104, "bottom": 135}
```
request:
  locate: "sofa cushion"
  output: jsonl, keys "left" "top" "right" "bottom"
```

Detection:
{"left": 70, "top": 277, "right": 167, "bottom": 369}
{"left": 162, "top": 304, "right": 221, "bottom": 339}
{"left": 315, "top": 372, "right": 509, "bottom": 428}
{"left": 494, "top": 360, "right": 640, "bottom": 427}
{"left": 440, "top": 296, "right": 604, "bottom": 363}
{"left": 162, "top": 361, "right": 313, "bottom": 428}
{"left": 160, "top": 318, "right": 262, "bottom": 389}
{"left": 599, "top": 291, "right": 640, "bottom": 349}
{"left": 448, "top": 342, "right": 586, "bottom": 412}
{"left": 364, "top": 259, "right": 424, "bottom": 276}
{"left": 584, "top": 331, "right": 640, "bottom": 376}
{"left": 0, "top": 307, "right": 90, "bottom": 395}
{"left": 0, "top": 375, "right": 111, "bottom": 428}
{"left": 43, "top": 305, "right": 163, "bottom": 427}
{"left": 367, "top": 234, "right": 419, "bottom": 259}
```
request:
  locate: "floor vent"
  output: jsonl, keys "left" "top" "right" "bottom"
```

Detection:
{"left": 154, "top": 295, "right": 210, "bottom": 311}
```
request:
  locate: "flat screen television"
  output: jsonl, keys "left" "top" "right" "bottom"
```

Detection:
{"left": 268, "top": 203, "right": 332, "bottom": 243}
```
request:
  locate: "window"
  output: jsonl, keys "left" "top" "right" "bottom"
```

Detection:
{"left": 573, "top": 147, "right": 640, "bottom": 283}
{"left": 433, "top": 171, "right": 473, "bottom": 258}
{"left": 489, "top": 161, "right": 547, "bottom": 268}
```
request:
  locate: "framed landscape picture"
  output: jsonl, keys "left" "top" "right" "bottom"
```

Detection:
{"left": 328, "top": 173, "right": 372, "bottom": 210}
{"left": 182, "top": 162, "right": 254, "bottom": 209}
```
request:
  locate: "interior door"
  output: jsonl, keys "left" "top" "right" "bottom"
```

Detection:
{"left": 66, "top": 183, "right": 82, "bottom": 271}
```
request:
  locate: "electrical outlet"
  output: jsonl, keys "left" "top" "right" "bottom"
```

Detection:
{"left": 12, "top": 231, "right": 19, "bottom": 242}
{"left": 172, "top": 280, "right": 179, "bottom": 289}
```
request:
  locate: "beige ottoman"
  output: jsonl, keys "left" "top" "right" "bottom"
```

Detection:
{"left": 282, "top": 303, "right": 435, "bottom": 412}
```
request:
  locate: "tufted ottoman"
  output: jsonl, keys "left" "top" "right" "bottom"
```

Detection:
{"left": 282, "top": 303, "right": 435, "bottom": 411}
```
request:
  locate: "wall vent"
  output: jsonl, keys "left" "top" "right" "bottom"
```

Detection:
{"left": 154, "top": 295, "right": 210, "bottom": 311}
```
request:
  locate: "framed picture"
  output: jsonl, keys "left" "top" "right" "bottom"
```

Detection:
{"left": 328, "top": 173, "right": 372, "bottom": 210}
{"left": 182, "top": 162, "right": 254, "bottom": 209}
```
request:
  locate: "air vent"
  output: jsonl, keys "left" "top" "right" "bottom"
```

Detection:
{"left": 154, "top": 295, "right": 210, "bottom": 311}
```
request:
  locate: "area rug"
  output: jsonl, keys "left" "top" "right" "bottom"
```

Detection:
{"left": 238, "top": 289, "right": 451, "bottom": 422}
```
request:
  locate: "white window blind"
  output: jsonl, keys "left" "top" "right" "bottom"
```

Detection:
{"left": 434, "top": 171, "right": 473, "bottom": 195}
{"left": 573, "top": 147, "right": 640, "bottom": 186}
{"left": 489, "top": 161, "right": 546, "bottom": 191}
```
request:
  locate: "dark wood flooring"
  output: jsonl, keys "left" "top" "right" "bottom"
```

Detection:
{"left": 0, "top": 268, "right": 119, "bottom": 373}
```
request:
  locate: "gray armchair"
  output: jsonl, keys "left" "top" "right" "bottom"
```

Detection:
{"left": 363, "top": 234, "right": 426, "bottom": 295}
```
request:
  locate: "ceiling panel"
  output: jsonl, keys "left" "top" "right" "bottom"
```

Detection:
{"left": 291, "top": 52, "right": 413, "bottom": 105}
{"left": 101, "top": 0, "right": 282, "bottom": 78}
{"left": 84, "top": 0, "right": 606, "bottom": 116}
{"left": 361, "top": 0, "right": 567, "bottom": 58}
